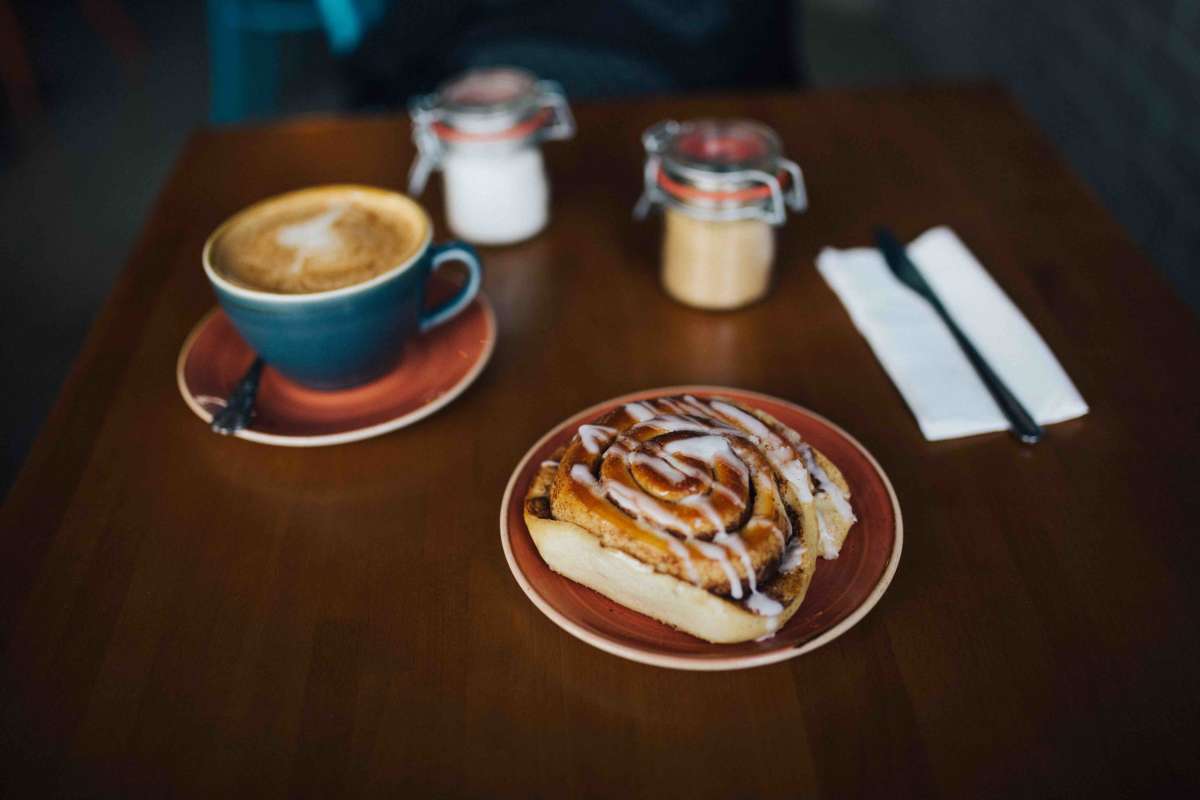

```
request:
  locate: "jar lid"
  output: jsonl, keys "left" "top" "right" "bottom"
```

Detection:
{"left": 635, "top": 118, "right": 807, "bottom": 224}
{"left": 407, "top": 67, "right": 575, "bottom": 195}
{"left": 431, "top": 67, "right": 547, "bottom": 141}
{"left": 665, "top": 119, "right": 781, "bottom": 176}
{"left": 412, "top": 67, "right": 574, "bottom": 143}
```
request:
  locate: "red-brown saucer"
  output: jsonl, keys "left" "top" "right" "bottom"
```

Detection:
{"left": 500, "top": 386, "right": 903, "bottom": 671}
{"left": 177, "top": 290, "right": 495, "bottom": 447}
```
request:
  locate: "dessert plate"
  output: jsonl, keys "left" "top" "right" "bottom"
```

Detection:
{"left": 177, "top": 285, "right": 495, "bottom": 447}
{"left": 500, "top": 386, "right": 902, "bottom": 671}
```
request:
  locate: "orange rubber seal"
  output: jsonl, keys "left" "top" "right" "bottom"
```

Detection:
{"left": 431, "top": 107, "right": 553, "bottom": 143}
{"left": 656, "top": 166, "right": 790, "bottom": 203}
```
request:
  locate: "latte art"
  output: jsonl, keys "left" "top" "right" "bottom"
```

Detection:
{"left": 211, "top": 189, "right": 426, "bottom": 294}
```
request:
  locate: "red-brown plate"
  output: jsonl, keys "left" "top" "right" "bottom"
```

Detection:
{"left": 177, "top": 287, "right": 495, "bottom": 447}
{"left": 500, "top": 386, "right": 902, "bottom": 670}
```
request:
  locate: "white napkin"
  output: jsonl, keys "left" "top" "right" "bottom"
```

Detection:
{"left": 816, "top": 227, "right": 1088, "bottom": 441}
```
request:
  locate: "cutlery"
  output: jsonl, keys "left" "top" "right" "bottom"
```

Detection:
{"left": 874, "top": 228, "right": 1044, "bottom": 444}
{"left": 210, "top": 357, "right": 264, "bottom": 435}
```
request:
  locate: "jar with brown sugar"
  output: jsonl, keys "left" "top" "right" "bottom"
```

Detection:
{"left": 635, "top": 119, "right": 807, "bottom": 310}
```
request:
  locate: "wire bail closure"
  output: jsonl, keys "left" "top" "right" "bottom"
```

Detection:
{"left": 634, "top": 119, "right": 807, "bottom": 225}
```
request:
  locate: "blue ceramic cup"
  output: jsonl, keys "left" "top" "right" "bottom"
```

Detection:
{"left": 203, "top": 186, "right": 482, "bottom": 390}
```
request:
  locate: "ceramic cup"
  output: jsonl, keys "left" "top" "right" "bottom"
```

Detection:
{"left": 203, "top": 185, "right": 482, "bottom": 390}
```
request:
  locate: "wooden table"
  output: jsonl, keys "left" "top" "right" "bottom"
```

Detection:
{"left": 3, "top": 87, "right": 1199, "bottom": 797}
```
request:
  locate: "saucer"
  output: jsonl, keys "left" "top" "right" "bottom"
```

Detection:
{"left": 177, "top": 288, "right": 495, "bottom": 447}
{"left": 500, "top": 386, "right": 902, "bottom": 671}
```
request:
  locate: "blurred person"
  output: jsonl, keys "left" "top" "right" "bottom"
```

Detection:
{"left": 343, "top": 0, "right": 801, "bottom": 108}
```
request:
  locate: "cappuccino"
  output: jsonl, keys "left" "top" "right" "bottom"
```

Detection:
{"left": 210, "top": 187, "right": 428, "bottom": 294}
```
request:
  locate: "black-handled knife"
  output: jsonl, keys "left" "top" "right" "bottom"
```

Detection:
{"left": 874, "top": 228, "right": 1044, "bottom": 444}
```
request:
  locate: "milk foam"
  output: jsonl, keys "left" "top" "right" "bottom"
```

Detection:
{"left": 212, "top": 189, "right": 426, "bottom": 294}
{"left": 275, "top": 202, "right": 348, "bottom": 273}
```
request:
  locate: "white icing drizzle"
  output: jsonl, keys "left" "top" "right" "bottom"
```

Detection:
{"left": 804, "top": 447, "right": 856, "bottom": 522}
{"left": 778, "top": 534, "right": 806, "bottom": 574}
{"left": 656, "top": 397, "right": 692, "bottom": 417}
{"left": 569, "top": 462, "right": 596, "bottom": 486}
{"left": 816, "top": 510, "right": 837, "bottom": 559}
{"left": 683, "top": 395, "right": 721, "bottom": 418}
{"left": 610, "top": 549, "right": 654, "bottom": 573}
{"left": 664, "top": 399, "right": 809, "bottom": 616}
{"left": 678, "top": 494, "right": 774, "bottom": 612}
{"left": 623, "top": 402, "right": 657, "bottom": 422}
{"left": 605, "top": 480, "right": 684, "bottom": 531}
{"left": 656, "top": 437, "right": 746, "bottom": 508}
{"left": 720, "top": 526, "right": 784, "bottom": 618}
{"left": 716, "top": 532, "right": 755, "bottom": 591}
{"left": 705, "top": 399, "right": 814, "bottom": 504}
{"left": 640, "top": 444, "right": 707, "bottom": 485}
{"left": 670, "top": 478, "right": 775, "bottom": 613}
{"left": 577, "top": 424, "right": 616, "bottom": 454}
{"left": 745, "top": 591, "right": 784, "bottom": 618}
{"left": 776, "top": 427, "right": 856, "bottom": 558}
{"left": 777, "top": 426, "right": 855, "bottom": 524}
{"left": 570, "top": 463, "right": 700, "bottom": 583}
{"left": 632, "top": 417, "right": 713, "bottom": 437}
{"left": 662, "top": 435, "right": 744, "bottom": 479}
{"left": 629, "top": 450, "right": 689, "bottom": 484}
{"left": 681, "top": 494, "right": 726, "bottom": 534}
{"left": 540, "top": 460, "right": 559, "bottom": 469}
{"left": 762, "top": 519, "right": 787, "bottom": 549}
{"left": 592, "top": 436, "right": 754, "bottom": 601}
{"left": 694, "top": 541, "right": 744, "bottom": 600}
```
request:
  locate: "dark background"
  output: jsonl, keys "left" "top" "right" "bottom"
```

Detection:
{"left": 1, "top": 0, "right": 1197, "bottom": 495}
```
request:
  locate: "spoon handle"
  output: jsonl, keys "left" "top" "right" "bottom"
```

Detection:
{"left": 210, "top": 358, "right": 264, "bottom": 436}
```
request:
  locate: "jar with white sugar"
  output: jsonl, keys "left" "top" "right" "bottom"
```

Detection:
{"left": 407, "top": 67, "right": 575, "bottom": 245}
{"left": 634, "top": 119, "right": 807, "bottom": 310}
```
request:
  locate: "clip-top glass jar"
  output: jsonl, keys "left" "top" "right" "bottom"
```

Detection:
{"left": 408, "top": 67, "right": 575, "bottom": 245}
{"left": 634, "top": 119, "right": 807, "bottom": 310}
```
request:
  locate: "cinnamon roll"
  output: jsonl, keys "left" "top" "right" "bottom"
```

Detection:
{"left": 524, "top": 394, "right": 857, "bottom": 643}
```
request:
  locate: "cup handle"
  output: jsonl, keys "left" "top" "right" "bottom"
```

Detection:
{"left": 420, "top": 242, "right": 483, "bottom": 333}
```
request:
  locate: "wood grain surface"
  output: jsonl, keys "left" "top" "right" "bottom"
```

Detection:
{"left": 3, "top": 86, "right": 1199, "bottom": 797}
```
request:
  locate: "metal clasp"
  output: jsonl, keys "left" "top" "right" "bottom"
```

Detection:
{"left": 535, "top": 80, "right": 575, "bottom": 141}
{"left": 779, "top": 158, "right": 807, "bottom": 213}
{"left": 633, "top": 120, "right": 680, "bottom": 219}
{"left": 407, "top": 92, "right": 443, "bottom": 196}
{"left": 740, "top": 168, "right": 788, "bottom": 224}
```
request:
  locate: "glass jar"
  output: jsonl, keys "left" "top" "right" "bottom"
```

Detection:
{"left": 408, "top": 67, "right": 575, "bottom": 245}
{"left": 634, "top": 119, "right": 807, "bottom": 310}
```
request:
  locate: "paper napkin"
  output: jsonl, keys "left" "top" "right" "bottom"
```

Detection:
{"left": 816, "top": 227, "right": 1088, "bottom": 441}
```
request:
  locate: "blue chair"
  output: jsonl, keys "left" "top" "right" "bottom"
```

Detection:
{"left": 207, "top": 0, "right": 386, "bottom": 123}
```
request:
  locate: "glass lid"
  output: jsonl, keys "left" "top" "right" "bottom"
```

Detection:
{"left": 662, "top": 119, "right": 782, "bottom": 175}
{"left": 437, "top": 67, "right": 540, "bottom": 119}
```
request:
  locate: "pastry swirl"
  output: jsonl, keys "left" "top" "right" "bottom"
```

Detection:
{"left": 525, "top": 394, "right": 857, "bottom": 640}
